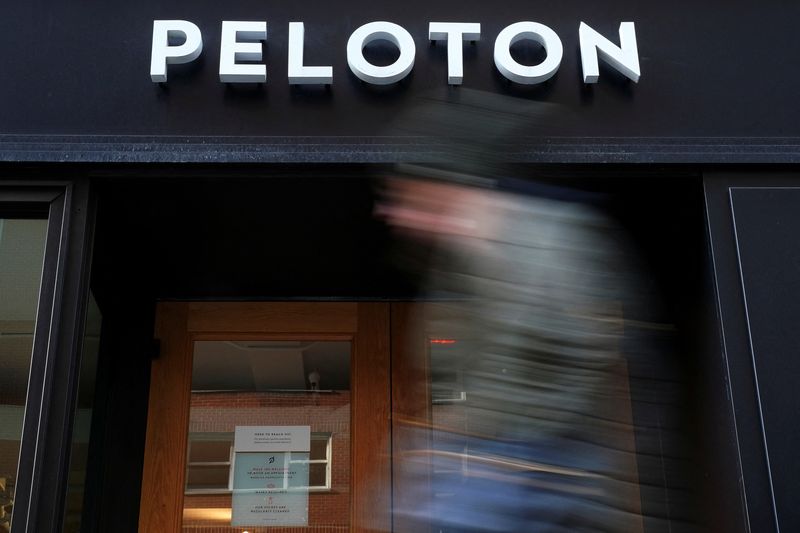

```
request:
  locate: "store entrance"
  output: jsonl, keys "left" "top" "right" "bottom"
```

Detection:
{"left": 138, "top": 302, "right": 395, "bottom": 533}
{"left": 84, "top": 175, "right": 733, "bottom": 533}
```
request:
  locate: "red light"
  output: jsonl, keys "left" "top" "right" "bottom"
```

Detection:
{"left": 430, "top": 339, "right": 456, "bottom": 345}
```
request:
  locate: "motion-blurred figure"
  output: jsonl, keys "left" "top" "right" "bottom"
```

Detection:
{"left": 379, "top": 90, "right": 645, "bottom": 532}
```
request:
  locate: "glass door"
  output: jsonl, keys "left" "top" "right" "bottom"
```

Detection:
{"left": 390, "top": 302, "right": 645, "bottom": 533}
{"left": 138, "top": 303, "right": 390, "bottom": 533}
{"left": 183, "top": 340, "right": 351, "bottom": 530}
{"left": 0, "top": 217, "right": 49, "bottom": 532}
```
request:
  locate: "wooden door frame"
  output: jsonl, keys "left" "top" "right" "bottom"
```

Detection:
{"left": 390, "top": 303, "right": 430, "bottom": 533}
{"left": 138, "top": 302, "right": 390, "bottom": 533}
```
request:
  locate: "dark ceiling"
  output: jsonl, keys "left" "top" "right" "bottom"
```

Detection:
{"left": 90, "top": 170, "right": 420, "bottom": 308}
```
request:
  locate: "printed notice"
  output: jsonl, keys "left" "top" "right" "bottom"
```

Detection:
{"left": 231, "top": 426, "right": 311, "bottom": 527}
{"left": 234, "top": 426, "right": 311, "bottom": 453}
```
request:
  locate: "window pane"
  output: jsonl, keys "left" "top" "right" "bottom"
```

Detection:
{"left": 183, "top": 340, "right": 351, "bottom": 530}
{"left": 63, "top": 292, "right": 101, "bottom": 533}
{"left": 187, "top": 466, "right": 231, "bottom": 490}
{"left": 309, "top": 437, "right": 328, "bottom": 461}
{"left": 0, "top": 218, "right": 48, "bottom": 532}
{"left": 190, "top": 440, "right": 232, "bottom": 464}
{"left": 308, "top": 463, "right": 327, "bottom": 488}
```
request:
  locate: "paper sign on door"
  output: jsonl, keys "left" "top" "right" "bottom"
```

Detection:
{"left": 231, "top": 426, "right": 311, "bottom": 527}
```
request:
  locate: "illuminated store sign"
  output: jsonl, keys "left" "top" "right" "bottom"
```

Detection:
{"left": 150, "top": 20, "right": 640, "bottom": 85}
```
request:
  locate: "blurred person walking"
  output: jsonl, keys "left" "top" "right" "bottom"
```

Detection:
{"left": 380, "top": 91, "right": 644, "bottom": 532}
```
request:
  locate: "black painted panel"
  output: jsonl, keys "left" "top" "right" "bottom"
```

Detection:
{"left": 0, "top": 0, "right": 799, "bottom": 146}
{"left": 731, "top": 188, "right": 800, "bottom": 533}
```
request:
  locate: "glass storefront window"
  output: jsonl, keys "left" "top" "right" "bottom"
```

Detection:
{"left": 182, "top": 340, "right": 351, "bottom": 531}
{"left": 0, "top": 218, "right": 49, "bottom": 532}
{"left": 63, "top": 293, "right": 102, "bottom": 533}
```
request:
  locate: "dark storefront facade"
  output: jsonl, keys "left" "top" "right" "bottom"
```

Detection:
{"left": 1, "top": 1, "right": 800, "bottom": 532}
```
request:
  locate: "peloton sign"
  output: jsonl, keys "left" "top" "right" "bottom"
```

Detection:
{"left": 150, "top": 20, "right": 641, "bottom": 86}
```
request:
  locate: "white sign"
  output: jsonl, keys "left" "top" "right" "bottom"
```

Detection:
{"left": 150, "top": 20, "right": 640, "bottom": 85}
{"left": 234, "top": 425, "right": 311, "bottom": 453}
{"left": 288, "top": 22, "right": 333, "bottom": 84}
{"left": 429, "top": 22, "right": 481, "bottom": 85}
{"left": 149, "top": 20, "right": 203, "bottom": 83}
{"left": 346, "top": 21, "right": 416, "bottom": 85}
{"left": 219, "top": 21, "right": 268, "bottom": 83}
{"left": 232, "top": 425, "right": 311, "bottom": 527}
{"left": 494, "top": 21, "right": 563, "bottom": 85}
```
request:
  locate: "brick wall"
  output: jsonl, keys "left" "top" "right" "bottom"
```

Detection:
{"left": 183, "top": 391, "right": 350, "bottom": 532}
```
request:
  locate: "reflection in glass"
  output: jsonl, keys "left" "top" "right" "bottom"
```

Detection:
{"left": 0, "top": 218, "right": 48, "bottom": 532}
{"left": 63, "top": 292, "right": 102, "bottom": 532}
{"left": 182, "top": 340, "right": 351, "bottom": 531}
{"left": 430, "top": 337, "right": 469, "bottom": 494}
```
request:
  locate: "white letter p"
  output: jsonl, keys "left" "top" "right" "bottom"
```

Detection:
{"left": 150, "top": 20, "right": 203, "bottom": 82}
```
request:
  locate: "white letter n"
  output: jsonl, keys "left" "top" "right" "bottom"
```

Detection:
{"left": 579, "top": 22, "right": 640, "bottom": 83}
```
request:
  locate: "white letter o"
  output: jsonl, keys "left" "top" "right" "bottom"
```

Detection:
{"left": 347, "top": 21, "right": 416, "bottom": 85}
{"left": 494, "top": 22, "right": 563, "bottom": 84}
